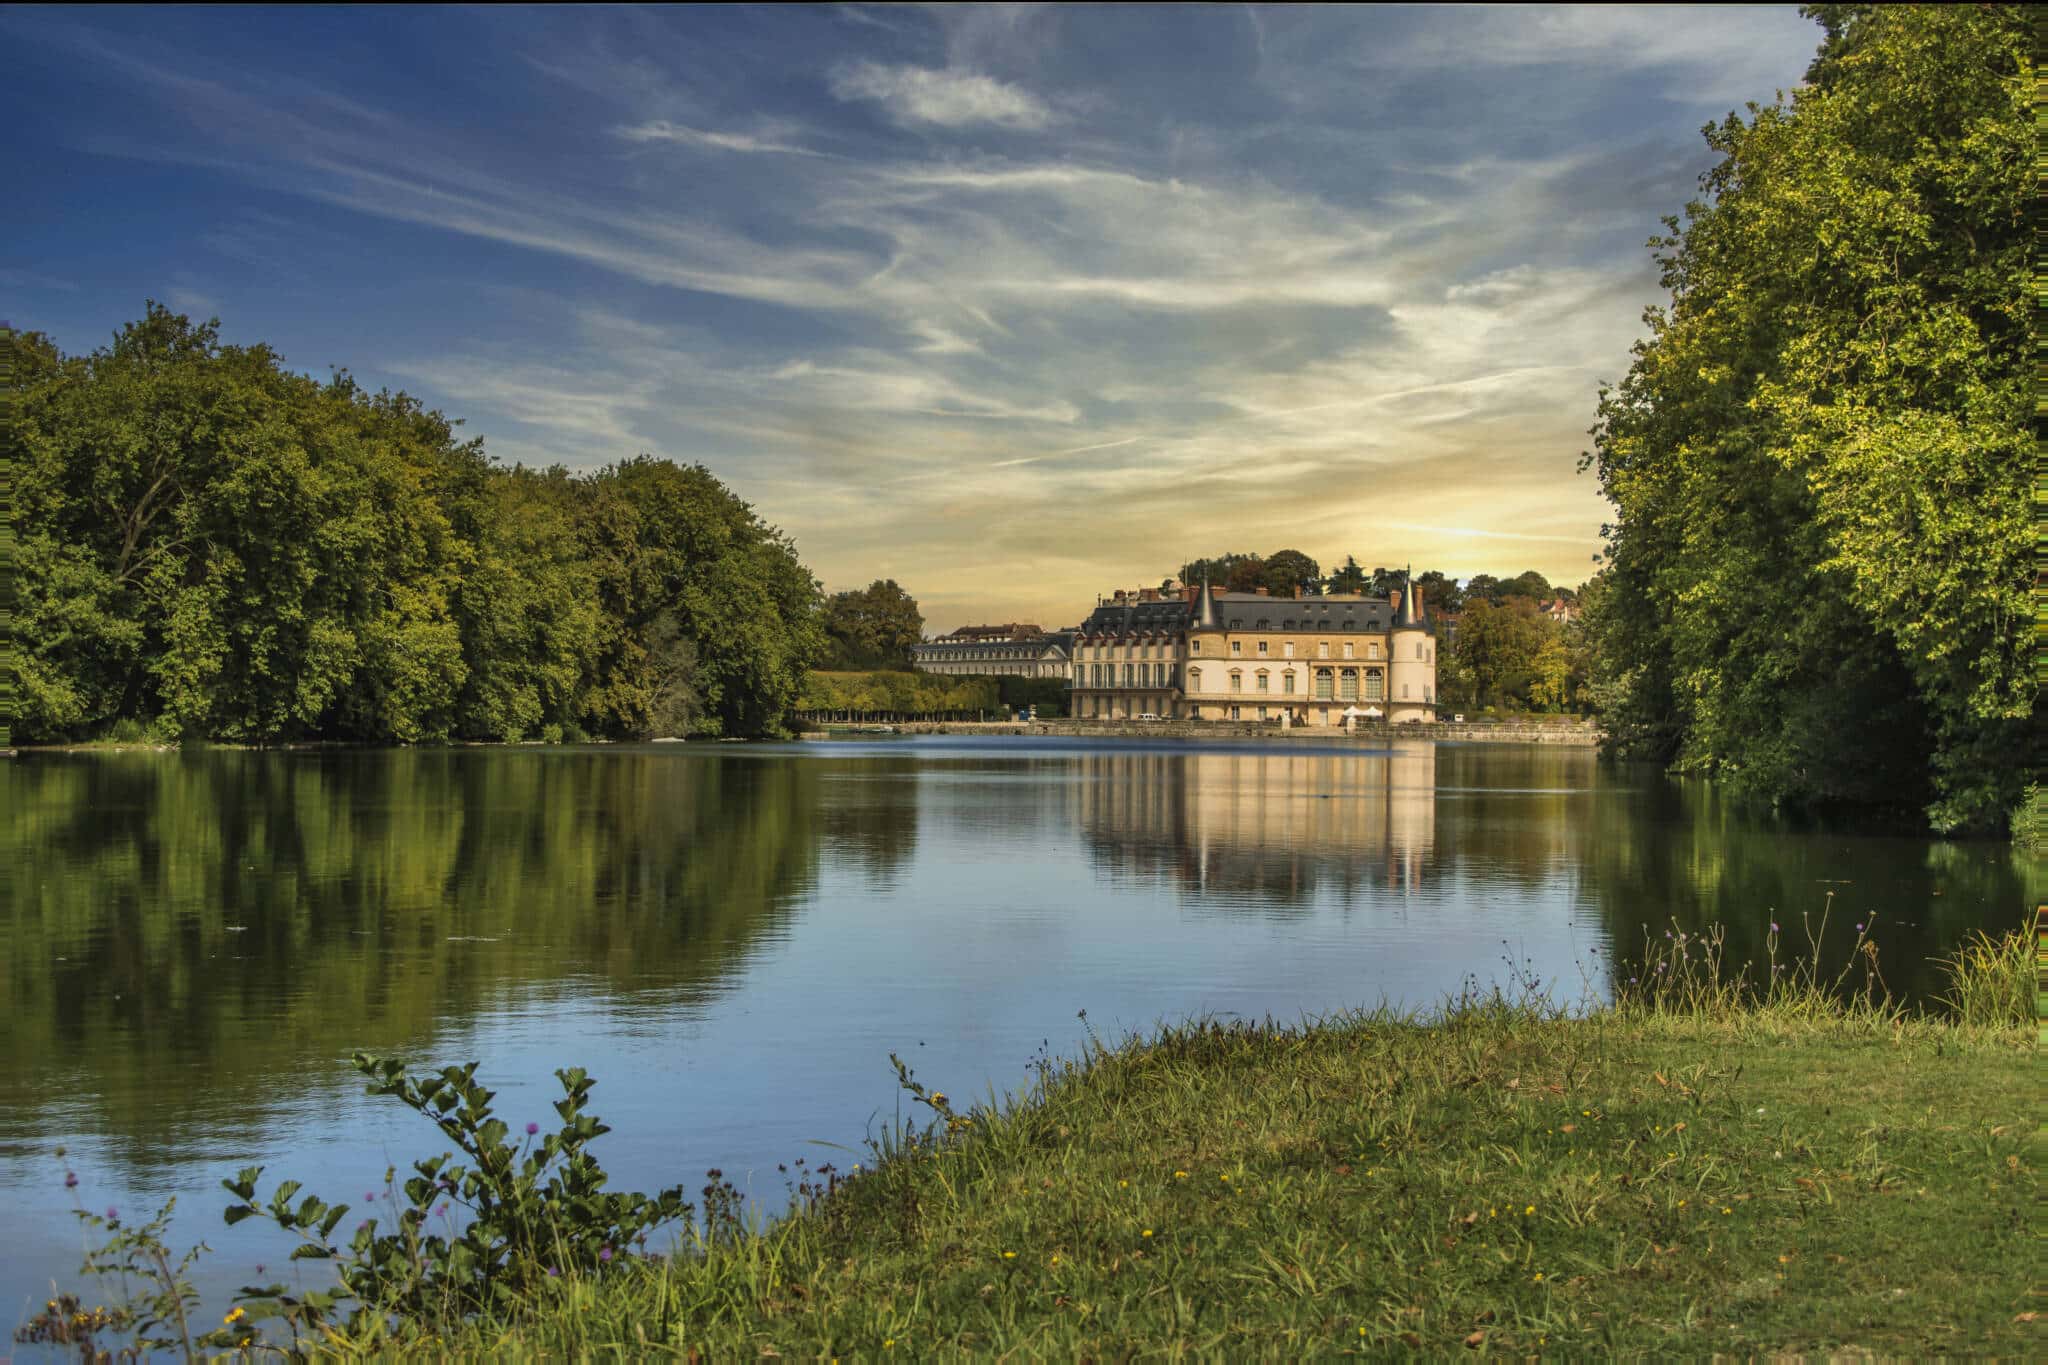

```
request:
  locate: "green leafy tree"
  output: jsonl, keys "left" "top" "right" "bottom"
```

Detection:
{"left": 1414, "top": 570, "right": 1463, "bottom": 615}
{"left": 1260, "top": 549, "right": 1322, "bottom": 598}
{"left": 821, "top": 580, "right": 924, "bottom": 671}
{"left": 1583, "top": 4, "right": 2033, "bottom": 831}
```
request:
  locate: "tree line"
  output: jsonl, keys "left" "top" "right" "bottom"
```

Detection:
{"left": 12, "top": 306, "right": 825, "bottom": 744}
{"left": 1581, "top": 4, "right": 2035, "bottom": 834}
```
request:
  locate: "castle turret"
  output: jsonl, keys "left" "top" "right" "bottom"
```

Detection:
{"left": 1387, "top": 574, "right": 1436, "bottom": 723}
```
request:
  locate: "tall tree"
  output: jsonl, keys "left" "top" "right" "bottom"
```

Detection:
{"left": 1260, "top": 549, "right": 1322, "bottom": 598}
{"left": 821, "top": 580, "right": 924, "bottom": 671}
{"left": 1325, "top": 556, "right": 1368, "bottom": 595}
{"left": 1584, "top": 5, "right": 2033, "bottom": 831}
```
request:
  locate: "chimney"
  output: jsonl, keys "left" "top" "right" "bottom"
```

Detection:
{"left": 1293, "top": 585, "right": 1304, "bottom": 599}
{"left": 1114, "top": 589, "right": 1127, "bottom": 603}
{"left": 1390, "top": 588, "right": 1403, "bottom": 615}
{"left": 1183, "top": 582, "right": 1199, "bottom": 604}
{"left": 1140, "top": 588, "right": 1158, "bottom": 602}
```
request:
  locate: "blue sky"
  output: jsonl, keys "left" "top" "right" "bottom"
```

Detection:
{"left": 4, "top": 4, "right": 1823, "bottom": 630}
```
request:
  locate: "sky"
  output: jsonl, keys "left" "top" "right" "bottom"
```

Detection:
{"left": 3, "top": 4, "right": 1825, "bottom": 632}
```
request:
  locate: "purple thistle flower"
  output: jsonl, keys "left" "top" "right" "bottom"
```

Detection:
{"left": 526, "top": 1122, "right": 540, "bottom": 1136}
{"left": 106, "top": 1207, "right": 118, "bottom": 1222}
{"left": 546, "top": 1266, "right": 559, "bottom": 1278}
{"left": 1770, "top": 922, "right": 1779, "bottom": 933}
{"left": 365, "top": 1191, "right": 377, "bottom": 1202}
{"left": 436, "top": 1203, "right": 449, "bottom": 1216}
{"left": 64, "top": 1172, "right": 78, "bottom": 1189}
{"left": 255, "top": 1264, "right": 265, "bottom": 1276}
{"left": 599, "top": 1246, "right": 614, "bottom": 1263}
{"left": 1855, "top": 923, "right": 1865, "bottom": 933}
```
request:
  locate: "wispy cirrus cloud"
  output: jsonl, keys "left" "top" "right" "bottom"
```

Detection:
{"left": 611, "top": 119, "right": 832, "bottom": 157}
{"left": 830, "top": 61, "right": 1056, "bottom": 129}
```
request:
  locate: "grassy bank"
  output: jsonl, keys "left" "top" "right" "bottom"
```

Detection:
{"left": 335, "top": 932, "right": 2035, "bottom": 1358}
{"left": 27, "top": 928, "right": 2036, "bottom": 1358}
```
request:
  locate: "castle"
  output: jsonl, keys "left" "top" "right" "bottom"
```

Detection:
{"left": 1066, "top": 577, "right": 1437, "bottom": 725}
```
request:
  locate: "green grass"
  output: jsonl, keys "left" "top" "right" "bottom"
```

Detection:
{"left": 342, "top": 936, "right": 2040, "bottom": 1359}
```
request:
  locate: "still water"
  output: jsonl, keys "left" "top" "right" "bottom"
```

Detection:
{"left": 1, "top": 738, "right": 2028, "bottom": 1316}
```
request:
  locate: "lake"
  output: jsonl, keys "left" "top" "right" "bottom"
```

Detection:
{"left": 1, "top": 738, "right": 2027, "bottom": 1317}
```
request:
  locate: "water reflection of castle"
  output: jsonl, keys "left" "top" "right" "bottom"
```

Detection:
{"left": 1072, "top": 741, "right": 1437, "bottom": 905}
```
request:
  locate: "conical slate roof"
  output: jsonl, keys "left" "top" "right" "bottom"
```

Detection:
{"left": 1397, "top": 574, "right": 1426, "bottom": 629}
{"left": 1194, "top": 577, "right": 1222, "bottom": 629}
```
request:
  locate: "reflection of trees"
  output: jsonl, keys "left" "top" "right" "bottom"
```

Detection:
{"left": 0, "top": 749, "right": 835, "bottom": 1158}
{"left": 1568, "top": 772, "right": 2028, "bottom": 1001}
{"left": 815, "top": 756, "right": 921, "bottom": 885}
{"left": 1072, "top": 743, "right": 1437, "bottom": 906}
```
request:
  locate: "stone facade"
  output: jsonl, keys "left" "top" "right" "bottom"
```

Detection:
{"left": 1068, "top": 579, "right": 1438, "bottom": 724}
{"left": 913, "top": 625, "right": 1072, "bottom": 679}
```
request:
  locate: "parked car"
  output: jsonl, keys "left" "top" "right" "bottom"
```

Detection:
{"left": 1137, "top": 712, "right": 1162, "bottom": 721}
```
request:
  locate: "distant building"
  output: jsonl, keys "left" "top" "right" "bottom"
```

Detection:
{"left": 913, "top": 624, "right": 1072, "bottom": 679}
{"left": 1069, "top": 578, "right": 1439, "bottom": 724}
{"left": 1068, "top": 587, "right": 1191, "bottom": 720}
{"left": 1538, "top": 597, "right": 1580, "bottom": 625}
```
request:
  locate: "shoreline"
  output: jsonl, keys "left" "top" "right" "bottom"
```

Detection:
{"left": 12, "top": 719, "right": 1604, "bottom": 754}
{"left": 807, "top": 718, "right": 1605, "bottom": 745}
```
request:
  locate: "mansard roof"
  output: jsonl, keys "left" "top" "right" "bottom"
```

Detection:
{"left": 1205, "top": 592, "right": 1394, "bottom": 633}
{"left": 1077, "top": 596, "right": 1191, "bottom": 638}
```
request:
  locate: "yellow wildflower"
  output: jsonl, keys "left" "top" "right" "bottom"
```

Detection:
{"left": 1117, "top": 1179, "right": 1128, "bottom": 1188}
{"left": 1524, "top": 1204, "right": 1535, "bottom": 1215}
{"left": 1002, "top": 1251, "right": 1016, "bottom": 1259}
{"left": 1533, "top": 1272, "right": 1544, "bottom": 1282}
{"left": 1141, "top": 1229, "right": 1153, "bottom": 1238}
{"left": 1174, "top": 1170, "right": 1188, "bottom": 1179}
{"left": 224, "top": 1307, "right": 246, "bottom": 1325}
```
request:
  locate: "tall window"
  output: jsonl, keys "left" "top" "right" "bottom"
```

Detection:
{"left": 1283, "top": 672, "right": 1296, "bottom": 695}
{"left": 1231, "top": 640, "right": 1242, "bottom": 655}
{"left": 1315, "top": 670, "right": 1334, "bottom": 700}
{"left": 1343, "top": 642, "right": 1354, "bottom": 660}
{"left": 1256, "top": 670, "right": 1270, "bottom": 693}
{"left": 1230, "top": 670, "right": 1243, "bottom": 692}
{"left": 1417, "top": 642, "right": 1425, "bottom": 659}
{"left": 1257, "top": 640, "right": 1268, "bottom": 656}
{"left": 1365, "top": 671, "right": 1384, "bottom": 702}
{"left": 1123, "top": 664, "right": 1134, "bottom": 688}
{"left": 1340, "top": 670, "right": 1358, "bottom": 701}
{"left": 1284, "top": 641, "right": 1295, "bottom": 658}
{"left": 1189, "top": 667, "right": 1203, "bottom": 692}
{"left": 1318, "top": 641, "right": 1330, "bottom": 659}
{"left": 1191, "top": 639, "right": 1202, "bottom": 654}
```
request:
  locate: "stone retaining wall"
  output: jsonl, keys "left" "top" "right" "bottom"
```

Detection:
{"left": 808, "top": 720, "right": 1602, "bottom": 746}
